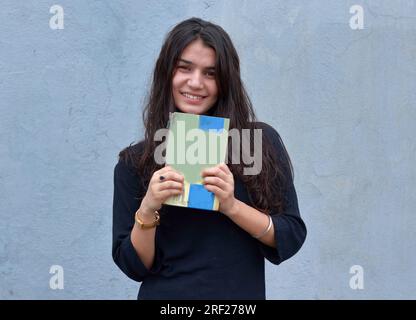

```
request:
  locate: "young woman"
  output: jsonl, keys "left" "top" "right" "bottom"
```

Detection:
{"left": 112, "top": 17, "right": 306, "bottom": 300}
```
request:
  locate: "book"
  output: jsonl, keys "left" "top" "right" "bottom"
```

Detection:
{"left": 163, "top": 112, "right": 230, "bottom": 211}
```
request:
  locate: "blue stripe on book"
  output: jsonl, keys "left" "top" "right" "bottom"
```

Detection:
{"left": 188, "top": 184, "right": 215, "bottom": 210}
{"left": 199, "top": 115, "right": 224, "bottom": 132}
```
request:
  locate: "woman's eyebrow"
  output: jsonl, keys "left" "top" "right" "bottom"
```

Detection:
{"left": 178, "top": 58, "right": 215, "bottom": 69}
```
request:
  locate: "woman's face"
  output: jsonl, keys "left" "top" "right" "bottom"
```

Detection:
{"left": 172, "top": 39, "right": 218, "bottom": 115}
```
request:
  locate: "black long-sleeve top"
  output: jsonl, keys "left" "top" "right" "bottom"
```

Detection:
{"left": 112, "top": 122, "right": 307, "bottom": 300}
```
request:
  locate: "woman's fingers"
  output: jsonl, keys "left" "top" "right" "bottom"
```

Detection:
{"left": 203, "top": 176, "right": 228, "bottom": 191}
{"left": 217, "top": 163, "right": 232, "bottom": 175}
{"left": 158, "top": 180, "right": 184, "bottom": 191}
{"left": 143, "top": 166, "right": 185, "bottom": 211}
{"left": 162, "top": 171, "right": 185, "bottom": 183}
{"left": 151, "top": 167, "right": 185, "bottom": 197}
{"left": 158, "top": 188, "right": 184, "bottom": 199}
{"left": 201, "top": 165, "right": 230, "bottom": 183}
{"left": 152, "top": 166, "right": 184, "bottom": 184}
{"left": 203, "top": 184, "right": 227, "bottom": 198}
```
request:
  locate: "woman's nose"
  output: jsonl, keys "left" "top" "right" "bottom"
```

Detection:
{"left": 187, "top": 71, "right": 203, "bottom": 89}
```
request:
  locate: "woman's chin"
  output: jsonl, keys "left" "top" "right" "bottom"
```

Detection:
{"left": 176, "top": 104, "right": 209, "bottom": 115}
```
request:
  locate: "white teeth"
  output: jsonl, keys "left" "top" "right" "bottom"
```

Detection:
{"left": 182, "top": 92, "right": 204, "bottom": 100}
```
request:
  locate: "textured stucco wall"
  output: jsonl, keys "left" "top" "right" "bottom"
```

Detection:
{"left": 1, "top": 0, "right": 415, "bottom": 299}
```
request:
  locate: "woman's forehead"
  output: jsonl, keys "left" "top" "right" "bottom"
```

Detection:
{"left": 179, "top": 40, "right": 216, "bottom": 67}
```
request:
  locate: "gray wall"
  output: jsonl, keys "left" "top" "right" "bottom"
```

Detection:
{"left": 1, "top": 0, "right": 415, "bottom": 299}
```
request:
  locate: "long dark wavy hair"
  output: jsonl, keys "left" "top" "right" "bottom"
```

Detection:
{"left": 119, "top": 17, "right": 293, "bottom": 214}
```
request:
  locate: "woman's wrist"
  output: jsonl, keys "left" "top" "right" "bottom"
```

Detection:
{"left": 138, "top": 203, "right": 158, "bottom": 222}
{"left": 135, "top": 208, "right": 160, "bottom": 229}
{"left": 224, "top": 199, "right": 241, "bottom": 218}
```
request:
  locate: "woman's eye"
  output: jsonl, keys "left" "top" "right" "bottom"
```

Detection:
{"left": 177, "top": 66, "right": 214, "bottom": 77}
{"left": 178, "top": 66, "right": 191, "bottom": 71}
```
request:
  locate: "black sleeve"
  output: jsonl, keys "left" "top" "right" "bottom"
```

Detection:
{"left": 257, "top": 123, "right": 307, "bottom": 265}
{"left": 112, "top": 158, "right": 161, "bottom": 282}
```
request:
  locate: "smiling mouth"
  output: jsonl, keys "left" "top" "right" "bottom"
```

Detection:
{"left": 181, "top": 92, "right": 206, "bottom": 100}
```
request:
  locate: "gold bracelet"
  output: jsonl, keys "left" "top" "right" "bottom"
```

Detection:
{"left": 134, "top": 209, "right": 160, "bottom": 229}
{"left": 253, "top": 215, "right": 273, "bottom": 239}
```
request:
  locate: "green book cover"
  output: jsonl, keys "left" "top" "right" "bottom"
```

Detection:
{"left": 163, "top": 112, "right": 230, "bottom": 211}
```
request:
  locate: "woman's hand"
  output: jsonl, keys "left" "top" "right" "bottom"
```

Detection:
{"left": 201, "top": 163, "right": 237, "bottom": 216}
{"left": 140, "top": 166, "right": 184, "bottom": 216}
